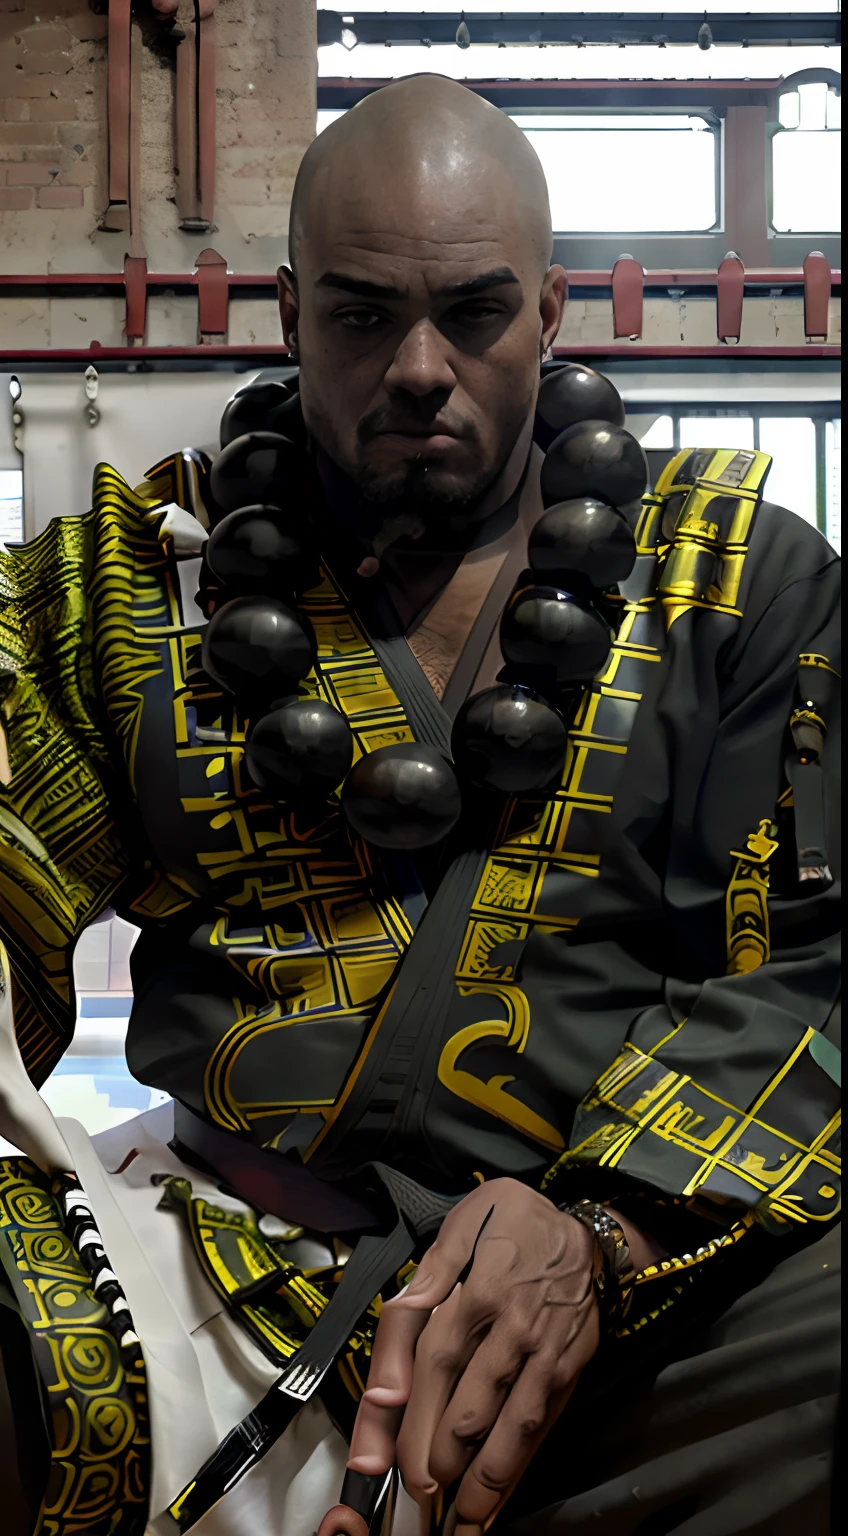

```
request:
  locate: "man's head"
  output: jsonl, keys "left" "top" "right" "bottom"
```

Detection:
{"left": 278, "top": 76, "right": 566, "bottom": 522}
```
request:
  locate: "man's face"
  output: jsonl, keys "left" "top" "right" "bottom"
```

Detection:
{"left": 278, "top": 149, "right": 565, "bottom": 519}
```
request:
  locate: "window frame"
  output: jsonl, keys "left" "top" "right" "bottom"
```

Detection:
{"left": 317, "top": 76, "right": 843, "bottom": 269}
{"left": 767, "top": 68, "right": 842, "bottom": 239}
{"left": 505, "top": 106, "right": 723, "bottom": 238}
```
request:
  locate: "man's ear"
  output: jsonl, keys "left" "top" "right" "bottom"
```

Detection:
{"left": 540, "top": 265, "right": 567, "bottom": 355}
{"left": 277, "top": 265, "right": 300, "bottom": 351}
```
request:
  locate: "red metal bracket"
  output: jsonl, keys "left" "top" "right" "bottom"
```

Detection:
{"left": 123, "top": 255, "right": 148, "bottom": 342}
{"left": 174, "top": 25, "right": 198, "bottom": 228}
{"left": 198, "top": 13, "right": 217, "bottom": 226}
{"left": 611, "top": 256, "right": 644, "bottom": 340}
{"left": 803, "top": 252, "right": 832, "bottom": 342}
{"left": 175, "top": 14, "right": 217, "bottom": 231}
{"left": 1, "top": 344, "right": 838, "bottom": 366}
{"left": 716, "top": 252, "right": 745, "bottom": 344}
{"left": 195, "top": 249, "right": 229, "bottom": 341}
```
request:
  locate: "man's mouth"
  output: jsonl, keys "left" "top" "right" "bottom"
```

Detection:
{"left": 372, "top": 426, "right": 462, "bottom": 454}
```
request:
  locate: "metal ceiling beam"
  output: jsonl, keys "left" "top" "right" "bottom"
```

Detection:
{"left": 317, "top": 11, "right": 842, "bottom": 49}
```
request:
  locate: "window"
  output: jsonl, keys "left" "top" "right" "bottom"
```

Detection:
{"left": 314, "top": 108, "right": 718, "bottom": 233}
{"left": 319, "top": 13, "right": 838, "bottom": 85}
{"left": 772, "top": 77, "right": 842, "bottom": 233}
{"left": 27, "top": 914, "right": 163, "bottom": 1140}
{"left": 317, "top": 108, "right": 347, "bottom": 135}
{"left": 636, "top": 415, "right": 674, "bottom": 449}
{"left": 758, "top": 418, "right": 818, "bottom": 529}
{"left": 0, "top": 469, "right": 23, "bottom": 545}
{"left": 679, "top": 417, "right": 754, "bottom": 451}
{"left": 509, "top": 114, "right": 717, "bottom": 233}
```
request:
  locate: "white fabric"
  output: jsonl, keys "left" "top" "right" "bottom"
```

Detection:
{"left": 57, "top": 1106, "right": 419, "bottom": 1536}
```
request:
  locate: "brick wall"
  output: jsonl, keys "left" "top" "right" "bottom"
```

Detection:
{"left": 0, "top": 0, "right": 317, "bottom": 276}
{"left": 0, "top": 3, "right": 105, "bottom": 224}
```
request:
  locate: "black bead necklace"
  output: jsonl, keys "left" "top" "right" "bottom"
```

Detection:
{"left": 197, "top": 364, "right": 648, "bottom": 852}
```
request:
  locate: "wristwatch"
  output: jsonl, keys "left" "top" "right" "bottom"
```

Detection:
{"left": 560, "top": 1199, "right": 637, "bottom": 1327}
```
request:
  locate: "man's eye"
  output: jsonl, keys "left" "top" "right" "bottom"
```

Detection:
{"left": 337, "top": 310, "right": 387, "bottom": 330}
{"left": 449, "top": 303, "right": 506, "bottom": 325}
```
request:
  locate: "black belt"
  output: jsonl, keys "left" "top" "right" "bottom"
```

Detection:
{"left": 171, "top": 1100, "right": 383, "bottom": 1234}
{"left": 165, "top": 1159, "right": 465, "bottom": 1533}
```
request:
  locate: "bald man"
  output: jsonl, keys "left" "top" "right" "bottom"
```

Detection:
{"left": 0, "top": 76, "right": 840, "bottom": 1536}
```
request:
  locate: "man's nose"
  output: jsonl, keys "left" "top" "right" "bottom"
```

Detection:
{"left": 384, "top": 320, "right": 457, "bottom": 400}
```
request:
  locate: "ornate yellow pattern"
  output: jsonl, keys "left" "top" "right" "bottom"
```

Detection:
{"left": 437, "top": 556, "right": 666, "bottom": 1149}
{"left": 158, "top": 1176, "right": 377, "bottom": 1372}
{"left": 556, "top": 1036, "right": 840, "bottom": 1233}
{"left": 1, "top": 461, "right": 415, "bottom": 1139}
{"left": 652, "top": 446, "right": 772, "bottom": 628}
{"left": 194, "top": 567, "right": 417, "bottom": 1138}
{"left": 725, "top": 819, "right": 780, "bottom": 975}
{"left": 0, "top": 1158, "right": 149, "bottom": 1536}
{"left": 0, "top": 477, "right": 188, "bottom": 1082}
{"left": 158, "top": 1173, "right": 418, "bottom": 1455}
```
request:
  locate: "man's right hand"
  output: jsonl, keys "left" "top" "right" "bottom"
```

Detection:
{"left": 345, "top": 1178, "right": 602, "bottom": 1532}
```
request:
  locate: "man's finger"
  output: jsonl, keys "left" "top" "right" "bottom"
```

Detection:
{"left": 346, "top": 1203, "right": 495, "bottom": 1476}
{"left": 394, "top": 1284, "right": 470, "bottom": 1500}
{"left": 426, "top": 1318, "right": 528, "bottom": 1489}
{"left": 346, "top": 1293, "right": 433, "bottom": 1474}
{"left": 453, "top": 1337, "right": 592, "bottom": 1528}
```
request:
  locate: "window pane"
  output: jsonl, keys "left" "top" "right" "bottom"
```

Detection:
{"left": 678, "top": 418, "right": 754, "bottom": 451}
{"left": 311, "top": 108, "right": 717, "bottom": 232}
{"left": 826, "top": 419, "right": 841, "bottom": 555}
{"left": 0, "top": 468, "right": 23, "bottom": 544}
{"left": 319, "top": 45, "right": 838, "bottom": 84}
{"left": 772, "top": 130, "right": 841, "bottom": 232}
{"left": 798, "top": 81, "right": 829, "bottom": 132}
{"left": 518, "top": 119, "right": 716, "bottom": 232}
{"left": 779, "top": 91, "right": 801, "bottom": 131}
{"left": 759, "top": 418, "right": 818, "bottom": 529}
{"left": 317, "top": 108, "right": 347, "bottom": 135}
{"left": 635, "top": 415, "right": 674, "bottom": 449}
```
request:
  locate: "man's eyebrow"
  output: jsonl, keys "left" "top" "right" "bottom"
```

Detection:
{"left": 316, "top": 273, "right": 406, "bottom": 300}
{"left": 314, "top": 267, "right": 521, "bottom": 301}
{"left": 442, "top": 267, "right": 520, "bottom": 297}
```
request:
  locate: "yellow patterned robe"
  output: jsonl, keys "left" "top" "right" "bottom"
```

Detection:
{"left": 0, "top": 448, "right": 841, "bottom": 1244}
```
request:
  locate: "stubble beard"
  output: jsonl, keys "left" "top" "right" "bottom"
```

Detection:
{"left": 306, "top": 399, "right": 529, "bottom": 533}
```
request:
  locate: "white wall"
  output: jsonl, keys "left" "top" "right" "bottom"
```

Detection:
{"left": 14, "top": 370, "right": 248, "bottom": 535}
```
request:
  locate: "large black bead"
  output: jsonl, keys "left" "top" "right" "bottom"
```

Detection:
{"left": 541, "top": 421, "right": 648, "bottom": 511}
{"left": 500, "top": 585, "right": 613, "bottom": 685}
{"left": 529, "top": 499, "right": 637, "bottom": 589}
{"left": 341, "top": 743, "right": 462, "bottom": 850}
{"left": 205, "top": 505, "right": 318, "bottom": 600}
{"left": 219, "top": 379, "right": 298, "bottom": 450}
{"left": 452, "top": 685, "right": 568, "bottom": 795}
{"left": 210, "top": 432, "right": 307, "bottom": 520}
{"left": 246, "top": 699, "right": 354, "bottom": 799}
{"left": 201, "top": 595, "right": 316, "bottom": 699}
{"left": 534, "top": 363, "right": 625, "bottom": 450}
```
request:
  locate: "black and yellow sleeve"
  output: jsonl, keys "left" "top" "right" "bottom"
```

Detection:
{"left": 0, "top": 465, "right": 185, "bottom": 1083}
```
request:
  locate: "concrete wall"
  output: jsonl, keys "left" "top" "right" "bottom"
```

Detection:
{"left": 0, "top": 0, "right": 316, "bottom": 274}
